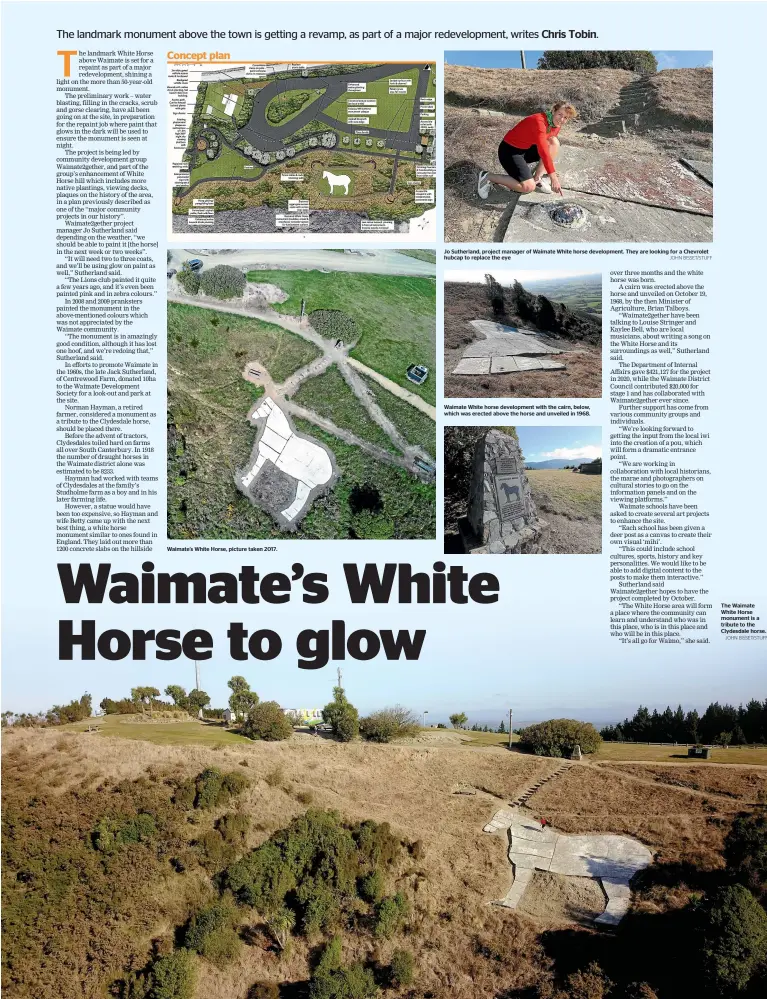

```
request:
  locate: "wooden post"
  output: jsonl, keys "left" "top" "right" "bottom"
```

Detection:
{"left": 508, "top": 708, "right": 513, "bottom": 750}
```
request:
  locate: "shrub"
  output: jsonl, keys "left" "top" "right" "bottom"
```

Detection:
{"left": 537, "top": 50, "right": 658, "bottom": 73}
{"left": 248, "top": 985, "right": 280, "bottom": 999}
{"left": 242, "top": 701, "right": 294, "bottom": 742}
{"left": 374, "top": 893, "right": 410, "bottom": 939}
{"left": 314, "top": 935, "right": 343, "bottom": 977}
{"left": 359, "top": 869, "right": 385, "bottom": 903}
{"left": 176, "top": 267, "right": 200, "bottom": 295}
{"left": 174, "top": 779, "right": 196, "bottom": 809}
{"left": 518, "top": 719, "right": 602, "bottom": 757}
{"left": 92, "top": 813, "right": 157, "bottom": 853}
{"left": 323, "top": 684, "right": 360, "bottom": 742}
{"left": 389, "top": 949, "right": 414, "bottom": 987}
{"left": 449, "top": 712, "right": 468, "bottom": 729}
{"left": 147, "top": 950, "right": 196, "bottom": 999}
{"left": 698, "top": 885, "right": 767, "bottom": 993}
{"left": 184, "top": 899, "right": 240, "bottom": 965}
{"left": 309, "top": 310, "right": 359, "bottom": 343}
{"left": 265, "top": 764, "right": 285, "bottom": 788}
{"left": 309, "top": 964, "right": 379, "bottom": 999}
{"left": 198, "top": 264, "right": 246, "bottom": 300}
{"left": 360, "top": 706, "right": 420, "bottom": 743}
{"left": 218, "top": 811, "right": 250, "bottom": 843}
{"left": 194, "top": 768, "right": 249, "bottom": 809}
{"left": 724, "top": 812, "right": 767, "bottom": 900}
{"left": 224, "top": 810, "right": 405, "bottom": 941}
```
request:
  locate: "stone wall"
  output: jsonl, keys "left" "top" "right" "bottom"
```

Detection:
{"left": 464, "top": 429, "right": 543, "bottom": 553}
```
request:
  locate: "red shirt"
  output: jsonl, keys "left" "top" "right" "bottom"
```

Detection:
{"left": 503, "top": 113, "right": 560, "bottom": 175}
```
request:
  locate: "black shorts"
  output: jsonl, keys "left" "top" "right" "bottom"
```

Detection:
{"left": 497, "top": 140, "right": 540, "bottom": 182}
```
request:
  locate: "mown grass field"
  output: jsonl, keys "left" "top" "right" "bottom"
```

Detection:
{"left": 64, "top": 714, "right": 250, "bottom": 747}
{"left": 244, "top": 269, "right": 436, "bottom": 403}
{"left": 322, "top": 68, "right": 420, "bottom": 132}
{"left": 290, "top": 364, "right": 400, "bottom": 453}
{"left": 593, "top": 741, "right": 767, "bottom": 766}
{"left": 359, "top": 373, "right": 435, "bottom": 456}
{"left": 199, "top": 81, "right": 243, "bottom": 124}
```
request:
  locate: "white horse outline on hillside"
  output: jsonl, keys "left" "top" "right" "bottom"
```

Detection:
{"left": 240, "top": 397, "right": 334, "bottom": 524}
{"left": 322, "top": 170, "right": 351, "bottom": 195}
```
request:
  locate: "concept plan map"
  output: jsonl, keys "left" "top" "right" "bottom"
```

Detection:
{"left": 169, "top": 61, "right": 437, "bottom": 238}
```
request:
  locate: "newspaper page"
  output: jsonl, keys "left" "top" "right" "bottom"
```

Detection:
{"left": 2, "top": 2, "right": 766, "bottom": 998}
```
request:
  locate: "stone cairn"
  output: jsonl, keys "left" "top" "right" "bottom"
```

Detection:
{"left": 460, "top": 429, "right": 544, "bottom": 554}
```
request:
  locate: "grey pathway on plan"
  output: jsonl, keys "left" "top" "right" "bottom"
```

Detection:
{"left": 240, "top": 64, "right": 431, "bottom": 152}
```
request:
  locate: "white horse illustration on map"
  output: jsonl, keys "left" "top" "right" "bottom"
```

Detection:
{"left": 322, "top": 170, "right": 351, "bottom": 195}
{"left": 240, "top": 397, "right": 334, "bottom": 523}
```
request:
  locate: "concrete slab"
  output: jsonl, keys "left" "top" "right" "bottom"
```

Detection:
{"left": 453, "top": 357, "right": 491, "bottom": 375}
{"left": 504, "top": 189, "right": 713, "bottom": 243}
{"left": 489, "top": 356, "right": 560, "bottom": 374}
{"left": 557, "top": 146, "right": 713, "bottom": 214}
{"left": 494, "top": 818, "right": 653, "bottom": 924}
{"left": 680, "top": 158, "right": 713, "bottom": 186}
{"left": 513, "top": 357, "right": 567, "bottom": 372}
{"left": 470, "top": 320, "right": 544, "bottom": 339}
{"left": 499, "top": 867, "right": 534, "bottom": 908}
{"left": 464, "top": 338, "right": 556, "bottom": 358}
{"left": 513, "top": 842, "right": 557, "bottom": 859}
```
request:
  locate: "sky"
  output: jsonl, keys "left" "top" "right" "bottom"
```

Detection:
{"left": 444, "top": 51, "right": 713, "bottom": 70}
{"left": 444, "top": 269, "right": 599, "bottom": 285}
{"left": 516, "top": 426, "right": 602, "bottom": 464}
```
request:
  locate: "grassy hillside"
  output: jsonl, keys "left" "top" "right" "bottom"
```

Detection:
{"left": 4, "top": 726, "right": 764, "bottom": 999}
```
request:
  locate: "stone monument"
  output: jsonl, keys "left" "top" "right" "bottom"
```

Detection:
{"left": 460, "top": 429, "right": 544, "bottom": 554}
{"left": 571, "top": 744, "right": 582, "bottom": 761}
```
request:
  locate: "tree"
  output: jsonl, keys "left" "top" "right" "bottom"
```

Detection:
{"left": 498, "top": 719, "right": 506, "bottom": 734}
{"left": 449, "top": 712, "right": 468, "bottom": 729}
{"left": 227, "top": 676, "right": 259, "bottom": 718}
{"left": 360, "top": 706, "right": 420, "bottom": 743}
{"left": 537, "top": 50, "right": 658, "bottom": 73}
{"left": 485, "top": 273, "right": 505, "bottom": 318}
{"left": 322, "top": 680, "right": 359, "bottom": 742}
{"left": 518, "top": 718, "right": 602, "bottom": 757}
{"left": 697, "top": 885, "right": 767, "bottom": 994}
{"left": 131, "top": 686, "right": 160, "bottom": 708}
{"left": 724, "top": 812, "right": 767, "bottom": 900}
{"left": 242, "top": 701, "right": 293, "bottom": 742}
{"left": 187, "top": 689, "right": 211, "bottom": 717}
{"left": 165, "top": 685, "right": 188, "bottom": 709}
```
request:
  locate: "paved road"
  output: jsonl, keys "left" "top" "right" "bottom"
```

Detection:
{"left": 240, "top": 63, "right": 432, "bottom": 152}
{"left": 169, "top": 248, "right": 435, "bottom": 277}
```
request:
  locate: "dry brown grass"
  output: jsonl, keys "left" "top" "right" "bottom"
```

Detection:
{"left": 445, "top": 65, "right": 637, "bottom": 123}
{"left": 648, "top": 68, "right": 713, "bottom": 132}
{"left": 4, "top": 729, "right": 761, "bottom": 999}
{"left": 444, "top": 281, "right": 601, "bottom": 400}
{"left": 530, "top": 763, "right": 740, "bottom": 869}
{"left": 594, "top": 763, "right": 767, "bottom": 804}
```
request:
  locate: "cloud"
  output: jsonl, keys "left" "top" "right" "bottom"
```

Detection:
{"left": 540, "top": 446, "right": 602, "bottom": 461}
{"left": 655, "top": 51, "right": 678, "bottom": 70}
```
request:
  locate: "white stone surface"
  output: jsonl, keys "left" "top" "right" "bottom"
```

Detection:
{"left": 483, "top": 809, "right": 652, "bottom": 926}
{"left": 241, "top": 397, "right": 334, "bottom": 523}
{"left": 454, "top": 357, "right": 491, "bottom": 375}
